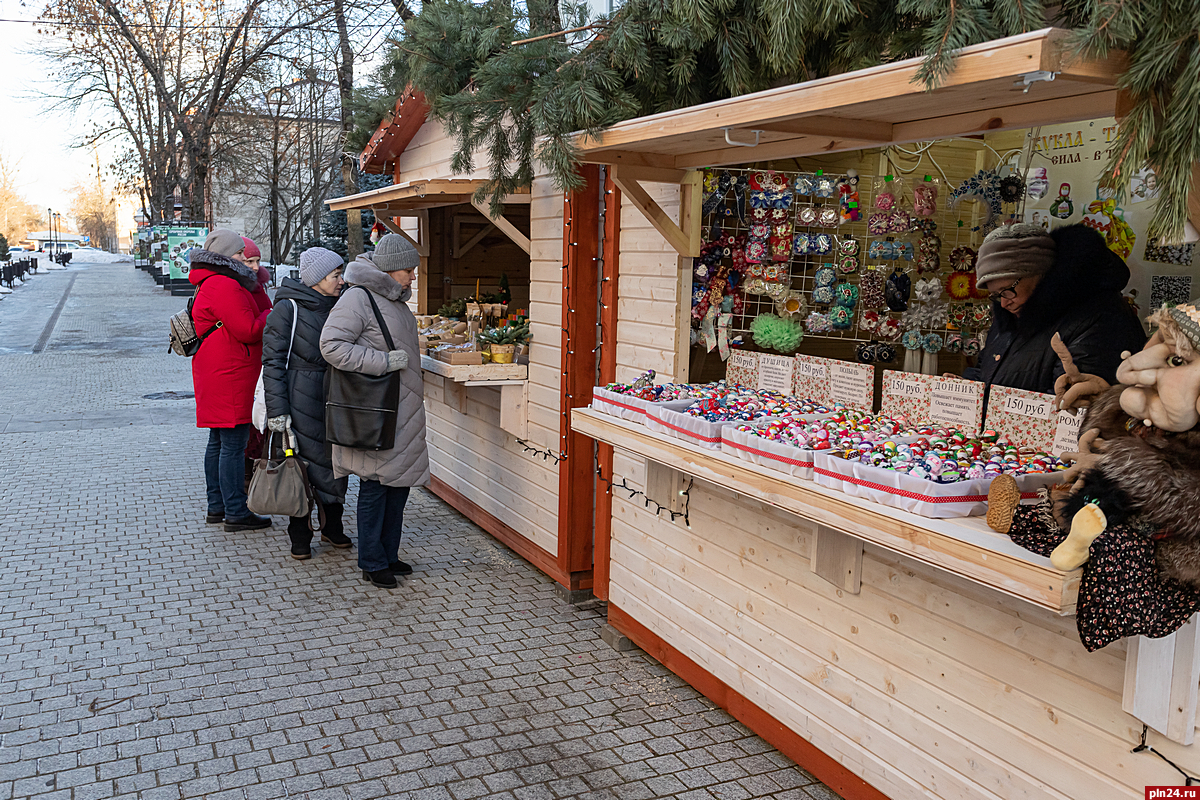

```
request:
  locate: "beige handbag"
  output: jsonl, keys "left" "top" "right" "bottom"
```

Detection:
{"left": 247, "top": 429, "right": 324, "bottom": 528}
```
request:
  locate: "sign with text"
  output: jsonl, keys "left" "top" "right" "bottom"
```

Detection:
{"left": 1051, "top": 409, "right": 1084, "bottom": 457}
{"left": 793, "top": 354, "right": 873, "bottom": 411}
{"left": 726, "top": 350, "right": 759, "bottom": 388}
{"left": 930, "top": 379, "right": 986, "bottom": 430}
{"left": 880, "top": 371, "right": 984, "bottom": 431}
{"left": 984, "top": 384, "right": 1059, "bottom": 451}
{"left": 166, "top": 227, "right": 207, "bottom": 282}
{"left": 757, "top": 354, "right": 795, "bottom": 395}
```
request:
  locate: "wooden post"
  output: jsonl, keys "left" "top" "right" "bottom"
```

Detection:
{"left": 557, "top": 165, "right": 602, "bottom": 590}
{"left": 1123, "top": 613, "right": 1200, "bottom": 745}
{"left": 594, "top": 171, "right": 620, "bottom": 601}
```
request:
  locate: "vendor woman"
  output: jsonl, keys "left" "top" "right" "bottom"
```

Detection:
{"left": 963, "top": 222, "right": 1145, "bottom": 394}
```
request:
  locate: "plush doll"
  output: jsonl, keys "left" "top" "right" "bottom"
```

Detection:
{"left": 988, "top": 302, "right": 1200, "bottom": 583}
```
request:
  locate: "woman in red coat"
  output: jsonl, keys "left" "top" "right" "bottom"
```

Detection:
{"left": 188, "top": 229, "right": 272, "bottom": 532}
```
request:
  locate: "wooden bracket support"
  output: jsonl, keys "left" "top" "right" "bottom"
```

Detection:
{"left": 378, "top": 210, "right": 429, "bottom": 257}
{"left": 470, "top": 199, "right": 530, "bottom": 254}
{"left": 499, "top": 381, "right": 528, "bottom": 439}
{"left": 610, "top": 165, "right": 702, "bottom": 258}
{"left": 1123, "top": 612, "right": 1200, "bottom": 745}
{"left": 453, "top": 216, "right": 497, "bottom": 260}
{"left": 644, "top": 460, "right": 687, "bottom": 516}
{"left": 810, "top": 525, "right": 863, "bottom": 594}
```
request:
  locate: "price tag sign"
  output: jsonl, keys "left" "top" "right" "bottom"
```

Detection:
{"left": 884, "top": 376, "right": 927, "bottom": 399}
{"left": 726, "top": 350, "right": 759, "bottom": 387}
{"left": 796, "top": 360, "right": 828, "bottom": 380}
{"left": 985, "top": 385, "right": 1060, "bottom": 451}
{"left": 929, "top": 380, "right": 985, "bottom": 429}
{"left": 1051, "top": 410, "right": 1084, "bottom": 456}
{"left": 1002, "top": 393, "right": 1054, "bottom": 420}
{"left": 757, "top": 354, "right": 795, "bottom": 395}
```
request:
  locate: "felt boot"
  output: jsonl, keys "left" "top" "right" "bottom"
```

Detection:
{"left": 287, "top": 516, "right": 312, "bottom": 560}
{"left": 320, "top": 503, "right": 351, "bottom": 548}
{"left": 1050, "top": 502, "right": 1108, "bottom": 571}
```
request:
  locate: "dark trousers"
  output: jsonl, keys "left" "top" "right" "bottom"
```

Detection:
{"left": 287, "top": 502, "right": 344, "bottom": 545}
{"left": 205, "top": 425, "right": 251, "bottom": 520}
{"left": 357, "top": 480, "right": 410, "bottom": 572}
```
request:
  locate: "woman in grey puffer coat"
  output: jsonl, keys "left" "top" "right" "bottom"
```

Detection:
{"left": 262, "top": 247, "right": 350, "bottom": 559}
{"left": 319, "top": 234, "right": 429, "bottom": 589}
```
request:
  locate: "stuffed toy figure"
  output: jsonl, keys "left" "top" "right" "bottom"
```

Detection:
{"left": 992, "top": 301, "right": 1200, "bottom": 572}
{"left": 986, "top": 301, "right": 1200, "bottom": 649}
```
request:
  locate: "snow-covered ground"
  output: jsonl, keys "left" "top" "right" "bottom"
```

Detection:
{"left": 71, "top": 247, "right": 134, "bottom": 264}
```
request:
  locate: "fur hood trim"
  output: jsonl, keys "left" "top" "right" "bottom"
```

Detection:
{"left": 189, "top": 249, "right": 259, "bottom": 291}
{"left": 344, "top": 254, "right": 411, "bottom": 303}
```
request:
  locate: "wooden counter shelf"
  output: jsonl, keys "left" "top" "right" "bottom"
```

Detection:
{"left": 572, "top": 406, "right": 1079, "bottom": 615}
{"left": 420, "top": 354, "right": 527, "bottom": 383}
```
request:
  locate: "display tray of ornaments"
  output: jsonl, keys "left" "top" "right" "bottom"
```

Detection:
{"left": 811, "top": 431, "right": 1066, "bottom": 519}
{"left": 646, "top": 389, "right": 837, "bottom": 451}
{"left": 591, "top": 373, "right": 728, "bottom": 423}
{"left": 592, "top": 369, "right": 1071, "bottom": 519}
{"left": 720, "top": 410, "right": 918, "bottom": 480}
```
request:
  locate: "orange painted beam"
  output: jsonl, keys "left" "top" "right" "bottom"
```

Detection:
{"left": 359, "top": 87, "right": 430, "bottom": 176}
{"left": 557, "top": 167, "right": 603, "bottom": 581}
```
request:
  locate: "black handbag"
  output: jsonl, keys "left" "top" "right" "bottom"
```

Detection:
{"left": 325, "top": 287, "right": 401, "bottom": 451}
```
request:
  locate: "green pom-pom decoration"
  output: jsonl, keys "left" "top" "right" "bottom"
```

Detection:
{"left": 750, "top": 313, "right": 804, "bottom": 353}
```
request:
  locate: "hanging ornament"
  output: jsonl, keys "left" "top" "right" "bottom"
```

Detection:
{"left": 999, "top": 174, "right": 1026, "bottom": 203}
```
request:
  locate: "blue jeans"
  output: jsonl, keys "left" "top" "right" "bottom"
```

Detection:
{"left": 357, "top": 480, "right": 410, "bottom": 572}
{"left": 204, "top": 425, "right": 251, "bottom": 520}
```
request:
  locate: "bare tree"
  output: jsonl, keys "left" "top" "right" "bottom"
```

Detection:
{"left": 43, "top": 0, "right": 328, "bottom": 221}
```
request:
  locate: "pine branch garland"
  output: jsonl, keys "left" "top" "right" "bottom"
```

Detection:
{"left": 349, "top": 0, "right": 1199, "bottom": 243}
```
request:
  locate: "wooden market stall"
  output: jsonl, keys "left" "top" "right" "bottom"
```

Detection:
{"left": 328, "top": 103, "right": 600, "bottom": 595}
{"left": 570, "top": 28, "right": 1200, "bottom": 800}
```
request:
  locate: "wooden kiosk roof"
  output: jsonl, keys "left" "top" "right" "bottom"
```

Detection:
{"left": 326, "top": 179, "right": 530, "bottom": 213}
{"left": 577, "top": 28, "right": 1124, "bottom": 170}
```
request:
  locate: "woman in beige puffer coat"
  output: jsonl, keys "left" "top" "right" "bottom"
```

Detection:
{"left": 319, "top": 234, "right": 429, "bottom": 589}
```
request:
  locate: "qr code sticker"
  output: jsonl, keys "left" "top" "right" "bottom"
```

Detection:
{"left": 1150, "top": 275, "right": 1193, "bottom": 310}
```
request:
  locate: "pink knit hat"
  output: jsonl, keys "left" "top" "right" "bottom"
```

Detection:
{"left": 241, "top": 237, "right": 261, "bottom": 260}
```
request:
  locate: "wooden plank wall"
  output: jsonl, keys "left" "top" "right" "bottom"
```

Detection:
{"left": 393, "top": 122, "right": 562, "bottom": 561}
{"left": 616, "top": 181, "right": 688, "bottom": 383}
{"left": 607, "top": 456, "right": 1200, "bottom": 798}
{"left": 604, "top": 133, "right": 1200, "bottom": 796}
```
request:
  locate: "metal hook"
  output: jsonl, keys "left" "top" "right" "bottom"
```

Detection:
{"left": 722, "top": 128, "right": 763, "bottom": 148}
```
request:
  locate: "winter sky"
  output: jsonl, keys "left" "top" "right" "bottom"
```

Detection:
{"left": 0, "top": 1, "right": 115, "bottom": 223}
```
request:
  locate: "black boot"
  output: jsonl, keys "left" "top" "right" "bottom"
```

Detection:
{"left": 320, "top": 503, "right": 351, "bottom": 548}
{"left": 287, "top": 516, "right": 312, "bottom": 560}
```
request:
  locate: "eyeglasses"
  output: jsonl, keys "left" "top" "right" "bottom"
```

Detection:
{"left": 988, "top": 278, "right": 1021, "bottom": 301}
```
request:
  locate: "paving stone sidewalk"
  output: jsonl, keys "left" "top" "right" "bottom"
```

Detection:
{"left": 0, "top": 263, "right": 843, "bottom": 800}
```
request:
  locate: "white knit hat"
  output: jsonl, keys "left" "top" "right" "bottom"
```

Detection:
{"left": 299, "top": 247, "right": 344, "bottom": 287}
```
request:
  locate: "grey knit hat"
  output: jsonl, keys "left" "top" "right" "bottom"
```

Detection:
{"left": 299, "top": 246, "right": 344, "bottom": 287}
{"left": 372, "top": 233, "right": 419, "bottom": 272}
{"left": 204, "top": 228, "right": 245, "bottom": 258}
{"left": 975, "top": 223, "right": 1056, "bottom": 288}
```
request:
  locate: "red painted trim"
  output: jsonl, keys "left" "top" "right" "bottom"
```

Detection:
{"left": 558, "top": 166, "right": 602, "bottom": 578}
{"left": 608, "top": 605, "right": 891, "bottom": 800}
{"left": 594, "top": 173, "right": 620, "bottom": 601}
{"left": 359, "top": 87, "right": 430, "bottom": 175}
{"left": 651, "top": 412, "right": 723, "bottom": 443}
{"left": 428, "top": 475, "right": 592, "bottom": 591}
